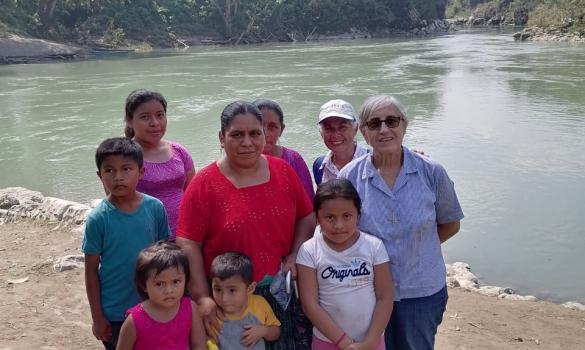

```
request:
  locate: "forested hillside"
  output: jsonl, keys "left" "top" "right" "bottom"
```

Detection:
{"left": 0, "top": 0, "right": 449, "bottom": 47}
{"left": 446, "top": 0, "right": 585, "bottom": 29}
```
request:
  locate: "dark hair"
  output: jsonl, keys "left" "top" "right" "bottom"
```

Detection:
{"left": 95, "top": 137, "right": 143, "bottom": 170}
{"left": 134, "top": 241, "right": 191, "bottom": 300}
{"left": 210, "top": 252, "right": 253, "bottom": 285}
{"left": 252, "top": 99, "right": 284, "bottom": 127}
{"left": 313, "top": 178, "right": 362, "bottom": 216}
{"left": 220, "top": 101, "right": 263, "bottom": 134}
{"left": 124, "top": 89, "right": 168, "bottom": 138}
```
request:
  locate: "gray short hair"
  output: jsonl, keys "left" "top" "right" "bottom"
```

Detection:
{"left": 358, "top": 95, "right": 409, "bottom": 129}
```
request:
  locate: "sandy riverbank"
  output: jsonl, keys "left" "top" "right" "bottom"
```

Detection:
{"left": 1, "top": 221, "right": 584, "bottom": 349}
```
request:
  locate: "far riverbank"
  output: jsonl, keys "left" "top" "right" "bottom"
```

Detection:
{"left": 1, "top": 21, "right": 454, "bottom": 65}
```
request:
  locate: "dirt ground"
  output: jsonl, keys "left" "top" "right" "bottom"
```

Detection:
{"left": 1, "top": 222, "right": 584, "bottom": 350}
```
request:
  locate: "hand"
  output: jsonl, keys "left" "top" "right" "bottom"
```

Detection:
{"left": 91, "top": 316, "right": 111, "bottom": 342}
{"left": 283, "top": 253, "right": 297, "bottom": 280}
{"left": 197, "top": 296, "right": 223, "bottom": 341}
{"left": 412, "top": 148, "right": 428, "bottom": 157}
{"left": 346, "top": 339, "right": 381, "bottom": 350}
{"left": 240, "top": 324, "right": 266, "bottom": 347}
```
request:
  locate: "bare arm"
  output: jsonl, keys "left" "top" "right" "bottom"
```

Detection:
{"left": 438, "top": 221, "right": 460, "bottom": 243}
{"left": 115, "top": 315, "right": 137, "bottom": 350}
{"left": 176, "top": 237, "right": 210, "bottom": 302}
{"left": 190, "top": 300, "right": 208, "bottom": 350}
{"left": 84, "top": 254, "right": 111, "bottom": 341}
{"left": 284, "top": 213, "right": 316, "bottom": 278}
{"left": 297, "top": 264, "right": 353, "bottom": 348}
{"left": 175, "top": 237, "right": 221, "bottom": 339}
{"left": 359, "top": 263, "right": 393, "bottom": 348}
{"left": 263, "top": 325, "right": 281, "bottom": 342}
{"left": 184, "top": 168, "right": 196, "bottom": 191}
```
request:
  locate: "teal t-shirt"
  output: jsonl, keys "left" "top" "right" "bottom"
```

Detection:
{"left": 81, "top": 194, "right": 170, "bottom": 321}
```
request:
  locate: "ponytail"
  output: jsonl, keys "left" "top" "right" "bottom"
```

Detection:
{"left": 124, "top": 125, "right": 135, "bottom": 138}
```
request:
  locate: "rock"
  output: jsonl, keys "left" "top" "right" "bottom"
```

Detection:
{"left": 0, "top": 187, "right": 90, "bottom": 226}
{"left": 90, "top": 199, "right": 102, "bottom": 208}
{"left": 478, "top": 286, "right": 505, "bottom": 297}
{"left": 0, "top": 34, "right": 85, "bottom": 64}
{"left": 487, "top": 17, "right": 502, "bottom": 25}
{"left": 561, "top": 302, "right": 585, "bottom": 311}
{"left": 472, "top": 17, "right": 486, "bottom": 26}
{"left": 53, "top": 255, "right": 85, "bottom": 272}
{"left": 446, "top": 17, "right": 467, "bottom": 26}
{"left": 446, "top": 262, "right": 479, "bottom": 290}
{"left": 498, "top": 294, "right": 538, "bottom": 301}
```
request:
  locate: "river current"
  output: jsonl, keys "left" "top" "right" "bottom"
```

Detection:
{"left": 1, "top": 30, "right": 584, "bottom": 303}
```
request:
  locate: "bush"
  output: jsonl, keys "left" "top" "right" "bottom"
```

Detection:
{"left": 528, "top": 0, "right": 585, "bottom": 28}
{"left": 104, "top": 27, "right": 128, "bottom": 48}
{"left": 0, "top": 20, "right": 8, "bottom": 38}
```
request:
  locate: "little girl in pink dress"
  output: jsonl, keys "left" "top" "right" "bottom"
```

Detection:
{"left": 116, "top": 241, "right": 206, "bottom": 350}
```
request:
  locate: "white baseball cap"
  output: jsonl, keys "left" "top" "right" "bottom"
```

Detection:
{"left": 318, "top": 99, "right": 357, "bottom": 123}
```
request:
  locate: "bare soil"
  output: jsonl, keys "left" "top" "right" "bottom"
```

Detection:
{"left": 1, "top": 222, "right": 584, "bottom": 350}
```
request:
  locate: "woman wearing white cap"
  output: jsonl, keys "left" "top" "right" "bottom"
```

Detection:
{"left": 312, "top": 99, "right": 369, "bottom": 185}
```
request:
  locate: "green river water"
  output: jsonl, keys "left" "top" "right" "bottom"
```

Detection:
{"left": 1, "top": 30, "right": 584, "bottom": 303}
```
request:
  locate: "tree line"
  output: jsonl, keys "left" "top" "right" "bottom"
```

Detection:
{"left": 447, "top": 0, "right": 585, "bottom": 29}
{"left": 0, "top": 0, "right": 451, "bottom": 46}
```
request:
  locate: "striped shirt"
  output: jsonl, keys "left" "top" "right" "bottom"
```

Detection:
{"left": 320, "top": 143, "right": 369, "bottom": 184}
{"left": 338, "top": 146, "right": 464, "bottom": 300}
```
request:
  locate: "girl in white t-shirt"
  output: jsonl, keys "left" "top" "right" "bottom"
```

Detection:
{"left": 297, "top": 179, "right": 393, "bottom": 350}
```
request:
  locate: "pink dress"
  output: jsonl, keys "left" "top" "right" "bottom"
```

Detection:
{"left": 280, "top": 147, "right": 315, "bottom": 200}
{"left": 127, "top": 297, "right": 192, "bottom": 350}
{"left": 137, "top": 142, "right": 194, "bottom": 238}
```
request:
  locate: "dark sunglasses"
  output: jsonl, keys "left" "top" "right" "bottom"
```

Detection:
{"left": 364, "top": 116, "right": 403, "bottom": 130}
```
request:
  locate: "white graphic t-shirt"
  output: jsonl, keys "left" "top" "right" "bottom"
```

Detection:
{"left": 296, "top": 230, "right": 389, "bottom": 342}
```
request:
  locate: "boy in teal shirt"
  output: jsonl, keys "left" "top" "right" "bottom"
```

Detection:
{"left": 82, "top": 137, "right": 169, "bottom": 350}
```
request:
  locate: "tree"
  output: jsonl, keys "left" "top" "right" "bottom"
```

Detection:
{"left": 209, "top": 0, "right": 240, "bottom": 38}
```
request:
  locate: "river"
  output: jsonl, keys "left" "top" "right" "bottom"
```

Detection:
{"left": 1, "top": 30, "right": 584, "bottom": 303}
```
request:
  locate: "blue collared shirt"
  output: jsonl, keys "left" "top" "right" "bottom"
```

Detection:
{"left": 338, "top": 147, "right": 464, "bottom": 300}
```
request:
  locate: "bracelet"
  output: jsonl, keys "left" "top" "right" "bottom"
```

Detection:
{"left": 334, "top": 332, "right": 347, "bottom": 347}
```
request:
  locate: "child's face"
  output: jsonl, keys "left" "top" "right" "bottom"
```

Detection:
{"left": 127, "top": 100, "right": 167, "bottom": 146}
{"left": 97, "top": 155, "right": 143, "bottom": 198}
{"left": 144, "top": 266, "right": 186, "bottom": 309}
{"left": 212, "top": 275, "right": 255, "bottom": 317}
{"left": 317, "top": 198, "right": 359, "bottom": 250}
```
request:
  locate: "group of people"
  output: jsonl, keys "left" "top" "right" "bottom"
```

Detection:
{"left": 82, "top": 90, "right": 464, "bottom": 350}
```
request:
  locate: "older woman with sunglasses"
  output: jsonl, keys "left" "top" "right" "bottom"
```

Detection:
{"left": 338, "top": 95, "right": 464, "bottom": 350}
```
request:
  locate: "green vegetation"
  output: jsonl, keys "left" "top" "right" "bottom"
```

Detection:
{"left": 0, "top": 0, "right": 450, "bottom": 47}
{"left": 0, "top": 20, "right": 8, "bottom": 38}
{"left": 528, "top": 0, "right": 585, "bottom": 31}
{"left": 446, "top": 0, "right": 585, "bottom": 29}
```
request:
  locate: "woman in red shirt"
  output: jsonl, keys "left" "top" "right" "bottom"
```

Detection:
{"left": 176, "top": 101, "right": 316, "bottom": 350}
